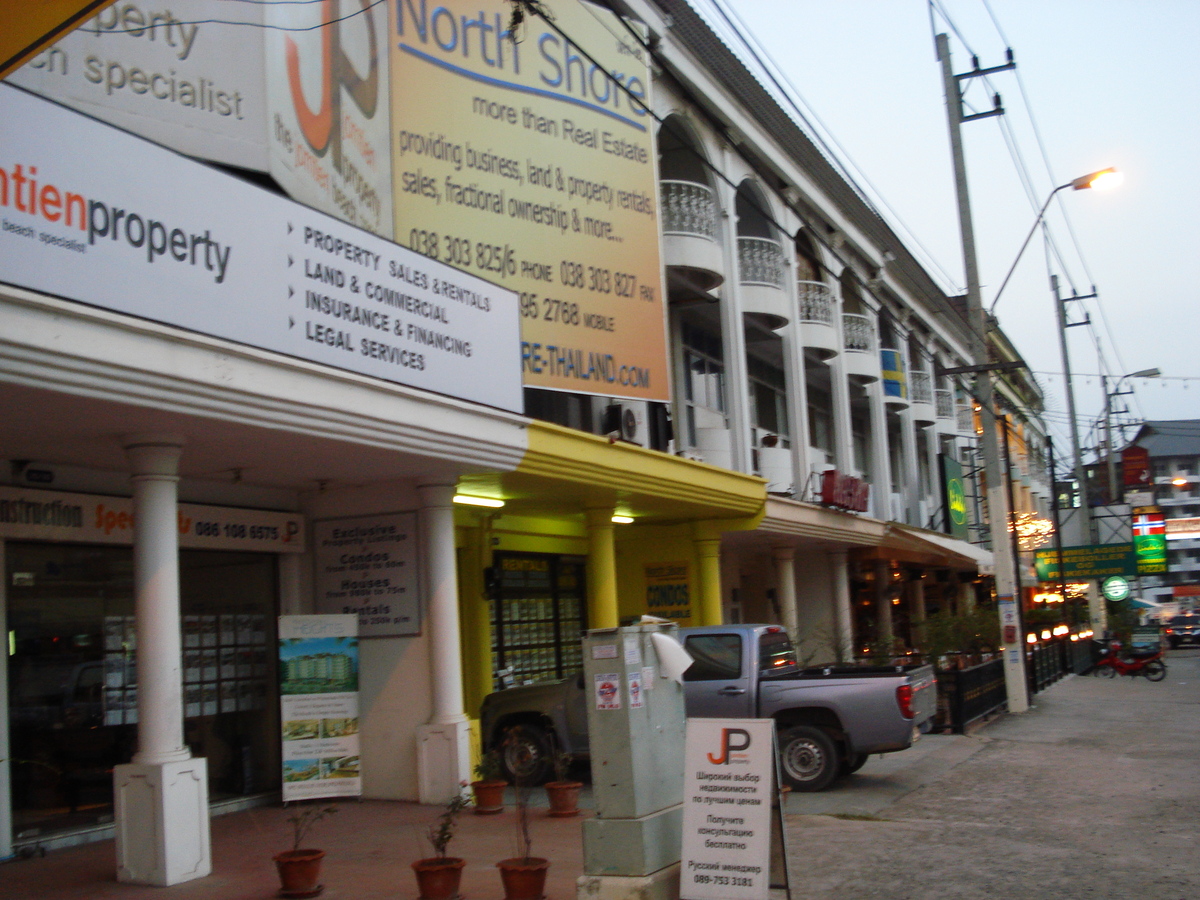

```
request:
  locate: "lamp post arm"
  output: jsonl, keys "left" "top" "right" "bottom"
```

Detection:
{"left": 989, "top": 182, "right": 1070, "bottom": 314}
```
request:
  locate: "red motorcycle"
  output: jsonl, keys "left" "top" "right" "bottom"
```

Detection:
{"left": 1092, "top": 641, "right": 1167, "bottom": 681}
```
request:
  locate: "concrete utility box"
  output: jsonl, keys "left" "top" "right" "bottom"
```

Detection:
{"left": 581, "top": 624, "right": 687, "bottom": 881}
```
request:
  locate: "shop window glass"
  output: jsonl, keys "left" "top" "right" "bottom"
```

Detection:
{"left": 490, "top": 553, "right": 586, "bottom": 689}
{"left": 6, "top": 543, "right": 279, "bottom": 840}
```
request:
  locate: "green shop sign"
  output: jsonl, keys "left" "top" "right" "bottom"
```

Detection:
{"left": 940, "top": 454, "right": 969, "bottom": 541}
{"left": 1034, "top": 543, "right": 1137, "bottom": 581}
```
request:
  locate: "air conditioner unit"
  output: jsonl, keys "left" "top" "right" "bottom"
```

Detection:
{"left": 602, "top": 403, "right": 640, "bottom": 444}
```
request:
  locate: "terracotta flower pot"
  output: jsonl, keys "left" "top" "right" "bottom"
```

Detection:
{"left": 471, "top": 779, "right": 507, "bottom": 814}
{"left": 497, "top": 856, "right": 550, "bottom": 900}
{"left": 412, "top": 856, "right": 466, "bottom": 900}
{"left": 273, "top": 848, "right": 325, "bottom": 898}
{"left": 544, "top": 780, "right": 583, "bottom": 817}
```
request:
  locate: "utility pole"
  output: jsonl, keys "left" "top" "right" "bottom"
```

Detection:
{"left": 936, "top": 33, "right": 1029, "bottom": 712}
{"left": 1053, "top": 276, "right": 1095, "bottom": 542}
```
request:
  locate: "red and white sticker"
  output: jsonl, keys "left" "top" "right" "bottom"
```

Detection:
{"left": 628, "top": 672, "right": 644, "bottom": 709}
{"left": 594, "top": 673, "right": 621, "bottom": 710}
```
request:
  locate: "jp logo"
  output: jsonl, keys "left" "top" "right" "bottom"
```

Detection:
{"left": 285, "top": 0, "right": 380, "bottom": 169}
{"left": 706, "top": 727, "right": 751, "bottom": 765}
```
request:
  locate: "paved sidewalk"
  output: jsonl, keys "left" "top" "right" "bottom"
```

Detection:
{"left": 5, "top": 649, "right": 1198, "bottom": 899}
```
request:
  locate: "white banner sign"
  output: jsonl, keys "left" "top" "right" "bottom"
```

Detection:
{"left": 0, "top": 84, "right": 522, "bottom": 413}
{"left": 6, "top": 1, "right": 269, "bottom": 170}
{"left": 0, "top": 485, "right": 305, "bottom": 552}
{"left": 313, "top": 513, "right": 420, "bottom": 637}
{"left": 279, "top": 614, "right": 362, "bottom": 801}
{"left": 681, "top": 719, "right": 775, "bottom": 900}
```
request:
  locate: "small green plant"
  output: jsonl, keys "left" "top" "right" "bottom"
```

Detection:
{"left": 551, "top": 747, "right": 573, "bottom": 783}
{"left": 284, "top": 801, "right": 338, "bottom": 852}
{"left": 426, "top": 787, "right": 472, "bottom": 859}
{"left": 474, "top": 747, "right": 503, "bottom": 783}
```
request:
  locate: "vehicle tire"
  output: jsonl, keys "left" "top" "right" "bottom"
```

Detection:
{"left": 498, "top": 723, "right": 553, "bottom": 785}
{"left": 1142, "top": 659, "right": 1167, "bottom": 682}
{"left": 1095, "top": 664, "right": 1116, "bottom": 678}
{"left": 778, "top": 726, "right": 839, "bottom": 792}
{"left": 839, "top": 753, "right": 869, "bottom": 777}
{"left": 1169, "top": 639, "right": 1180, "bottom": 650}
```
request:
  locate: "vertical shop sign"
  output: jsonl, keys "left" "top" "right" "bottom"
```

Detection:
{"left": 279, "top": 614, "right": 362, "bottom": 800}
{"left": 681, "top": 718, "right": 775, "bottom": 900}
{"left": 266, "top": 0, "right": 393, "bottom": 235}
{"left": 1132, "top": 507, "right": 1168, "bottom": 575}
{"left": 389, "top": 0, "right": 668, "bottom": 400}
{"left": 940, "top": 454, "right": 970, "bottom": 540}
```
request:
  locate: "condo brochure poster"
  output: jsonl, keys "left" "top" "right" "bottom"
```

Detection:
{"left": 0, "top": 84, "right": 523, "bottom": 413}
{"left": 7, "top": 0, "right": 269, "bottom": 170}
{"left": 279, "top": 614, "right": 362, "bottom": 801}
{"left": 266, "top": 0, "right": 394, "bottom": 237}
{"left": 680, "top": 719, "right": 775, "bottom": 900}
{"left": 390, "top": 0, "right": 669, "bottom": 401}
{"left": 313, "top": 512, "right": 421, "bottom": 637}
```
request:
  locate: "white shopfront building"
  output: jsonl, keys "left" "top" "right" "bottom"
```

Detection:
{"left": 0, "top": 84, "right": 525, "bottom": 881}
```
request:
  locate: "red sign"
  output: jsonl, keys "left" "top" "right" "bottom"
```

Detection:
{"left": 1123, "top": 446, "right": 1151, "bottom": 488}
{"left": 820, "top": 470, "right": 870, "bottom": 512}
{"left": 1173, "top": 585, "right": 1200, "bottom": 597}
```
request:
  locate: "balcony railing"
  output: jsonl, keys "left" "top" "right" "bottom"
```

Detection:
{"left": 842, "top": 313, "right": 875, "bottom": 353}
{"left": 661, "top": 180, "right": 718, "bottom": 240}
{"left": 957, "top": 404, "right": 976, "bottom": 434}
{"left": 737, "top": 236, "right": 786, "bottom": 288}
{"left": 797, "top": 280, "right": 835, "bottom": 324}
{"left": 935, "top": 389, "right": 955, "bottom": 419}
{"left": 910, "top": 370, "right": 934, "bottom": 405}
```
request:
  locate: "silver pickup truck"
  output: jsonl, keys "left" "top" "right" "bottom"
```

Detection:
{"left": 480, "top": 624, "right": 936, "bottom": 792}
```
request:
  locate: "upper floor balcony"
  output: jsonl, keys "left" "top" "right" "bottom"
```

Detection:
{"left": 797, "top": 280, "right": 839, "bottom": 360}
{"left": 935, "top": 388, "right": 959, "bottom": 435}
{"left": 957, "top": 403, "right": 977, "bottom": 436}
{"left": 662, "top": 179, "right": 724, "bottom": 294}
{"left": 842, "top": 313, "right": 879, "bottom": 383}
{"left": 909, "top": 369, "right": 936, "bottom": 424}
{"left": 737, "top": 236, "right": 788, "bottom": 330}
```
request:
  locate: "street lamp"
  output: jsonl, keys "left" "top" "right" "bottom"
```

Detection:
{"left": 990, "top": 168, "right": 1122, "bottom": 313}
{"left": 1103, "top": 367, "right": 1161, "bottom": 502}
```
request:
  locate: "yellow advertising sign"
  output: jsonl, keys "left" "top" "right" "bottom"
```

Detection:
{"left": 0, "top": 0, "right": 116, "bottom": 77}
{"left": 645, "top": 561, "right": 691, "bottom": 623}
{"left": 390, "top": 0, "right": 668, "bottom": 400}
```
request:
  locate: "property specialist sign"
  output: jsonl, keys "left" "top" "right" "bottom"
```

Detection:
{"left": 681, "top": 719, "right": 775, "bottom": 900}
{"left": 389, "top": 0, "right": 668, "bottom": 401}
{"left": 0, "top": 84, "right": 522, "bottom": 413}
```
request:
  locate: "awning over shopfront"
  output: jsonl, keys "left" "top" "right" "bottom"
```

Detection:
{"left": 865, "top": 523, "right": 995, "bottom": 574}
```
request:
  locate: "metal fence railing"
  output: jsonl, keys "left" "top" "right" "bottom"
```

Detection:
{"left": 936, "top": 657, "right": 1006, "bottom": 734}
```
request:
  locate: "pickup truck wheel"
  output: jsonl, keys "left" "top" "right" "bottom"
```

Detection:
{"left": 778, "top": 726, "right": 838, "bottom": 792}
{"left": 499, "top": 724, "right": 553, "bottom": 785}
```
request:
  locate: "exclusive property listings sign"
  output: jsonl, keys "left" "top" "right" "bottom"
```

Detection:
{"left": 0, "top": 84, "right": 522, "bottom": 413}
{"left": 314, "top": 512, "right": 420, "bottom": 637}
{"left": 681, "top": 719, "right": 775, "bottom": 900}
{"left": 389, "top": 0, "right": 668, "bottom": 401}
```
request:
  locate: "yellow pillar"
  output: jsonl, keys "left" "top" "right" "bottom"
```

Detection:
{"left": 586, "top": 506, "right": 618, "bottom": 628}
{"left": 693, "top": 521, "right": 724, "bottom": 626}
{"left": 457, "top": 517, "right": 495, "bottom": 716}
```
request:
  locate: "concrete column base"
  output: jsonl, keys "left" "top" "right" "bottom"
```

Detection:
{"left": 416, "top": 720, "right": 472, "bottom": 803}
{"left": 577, "top": 863, "right": 680, "bottom": 900}
{"left": 114, "top": 759, "right": 211, "bottom": 886}
{"left": 583, "top": 804, "right": 683, "bottom": 876}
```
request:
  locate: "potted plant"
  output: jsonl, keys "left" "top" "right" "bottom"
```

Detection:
{"left": 496, "top": 739, "right": 549, "bottom": 900}
{"left": 274, "top": 801, "right": 337, "bottom": 898}
{"left": 543, "top": 748, "right": 583, "bottom": 818}
{"left": 411, "top": 786, "right": 471, "bottom": 900}
{"left": 471, "top": 747, "right": 508, "bottom": 815}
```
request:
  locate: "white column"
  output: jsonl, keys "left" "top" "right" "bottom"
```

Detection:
{"left": 772, "top": 546, "right": 799, "bottom": 640}
{"left": 115, "top": 433, "right": 211, "bottom": 886}
{"left": 868, "top": 380, "right": 893, "bottom": 520}
{"left": 415, "top": 483, "right": 471, "bottom": 803}
{"left": 0, "top": 540, "right": 10, "bottom": 860}
{"left": 717, "top": 167, "right": 753, "bottom": 474}
{"left": 830, "top": 551, "right": 854, "bottom": 662}
{"left": 900, "top": 408, "right": 921, "bottom": 526}
{"left": 829, "top": 285, "right": 856, "bottom": 475}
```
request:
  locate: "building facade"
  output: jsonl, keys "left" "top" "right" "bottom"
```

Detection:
{"left": 0, "top": 0, "right": 1052, "bottom": 878}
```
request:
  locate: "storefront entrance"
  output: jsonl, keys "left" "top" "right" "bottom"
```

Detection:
{"left": 490, "top": 552, "right": 586, "bottom": 689}
{"left": 5, "top": 542, "right": 280, "bottom": 841}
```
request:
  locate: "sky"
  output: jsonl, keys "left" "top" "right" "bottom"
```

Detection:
{"left": 691, "top": 0, "right": 1200, "bottom": 456}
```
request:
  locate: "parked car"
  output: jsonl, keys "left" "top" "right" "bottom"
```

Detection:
{"left": 1164, "top": 614, "right": 1200, "bottom": 649}
{"left": 480, "top": 624, "right": 937, "bottom": 792}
